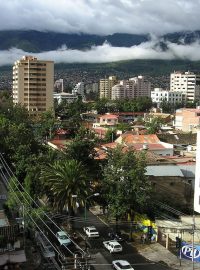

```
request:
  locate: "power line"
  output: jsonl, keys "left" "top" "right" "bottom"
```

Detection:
{"left": 0, "top": 153, "right": 87, "bottom": 269}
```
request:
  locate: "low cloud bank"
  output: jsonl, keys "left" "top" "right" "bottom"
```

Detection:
{"left": 1, "top": 38, "right": 200, "bottom": 66}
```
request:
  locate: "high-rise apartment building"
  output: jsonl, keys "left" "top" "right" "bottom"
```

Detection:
{"left": 129, "top": 76, "right": 151, "bottom": 97}
{"left": 13, "top": 56, "right": 54, "bottom": 114}
{"left": 111, "top": 77, "right": 151, "bottom": 100}
{"left": 170, "top": 71, "right": 200, "bottom": 102}
{"left": 99, "top": 76, "right": 117, "bottom": 99}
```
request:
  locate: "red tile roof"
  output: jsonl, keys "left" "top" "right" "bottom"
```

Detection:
{"left": 99, "top": 114, "right": 119, "bottom": 119}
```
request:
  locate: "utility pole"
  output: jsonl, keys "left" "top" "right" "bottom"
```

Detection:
{"left": 192, "top": 214, "right": 195, "bottom": 270}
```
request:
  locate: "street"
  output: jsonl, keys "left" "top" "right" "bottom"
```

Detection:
{"left": 70, "top": 209, "right": 172, "bottom": 270}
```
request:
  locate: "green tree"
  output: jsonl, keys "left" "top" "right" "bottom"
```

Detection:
{"left": 41, "top": 159, "right": 90, "bottom": 213}
{"left": 145, "top": 117, "right": 164, "bottom": 134}
{"left": 102, "top": 146, "right": 151, "bottom": 229}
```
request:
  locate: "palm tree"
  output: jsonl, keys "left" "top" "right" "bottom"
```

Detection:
{"left": 41, "top": 159, "right": 89, "bottom": 213}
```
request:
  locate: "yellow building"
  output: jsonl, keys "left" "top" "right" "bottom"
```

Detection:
{"left": 99, "top": 76, "right": 117, "bottom": 99}
{"left": 13, "top": 56, "right": 54, "bottom": 115}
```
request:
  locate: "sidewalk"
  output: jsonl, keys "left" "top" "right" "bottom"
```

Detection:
{"left": 135, "top": 242, "right": 197, "bottom": 270}
{"left": 90, "top": 207, "right": 197, "bottom": 270}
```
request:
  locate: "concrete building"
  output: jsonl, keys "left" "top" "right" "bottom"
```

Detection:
{"left": 151, "top": 88, "right": 183, "bottom": 106}
{"left": 174, "top": 108, "right": 200, "bottom": 132}
{"left": 115, "top": 133, "right": 174, "bottom": 156}
{"left": 170, "top": 71, "right": 200, "bottom": 102}
{"left": 13, "top": 55, "right": 54, "bottom": 114}
{"left": 93, "top": 113, "right": 119, "bottom": 128}
{"left": 54, "top": 79, "right": 64, "bottom": 93}
{"left": 129, "top": 76, "right": 151, "bottom": 97}
{"left": 72, "top": 82, "right": 85, "bottom": 100}
{"left": 85, "top": 83, "right": 99, "bottom": 94}
{"left": 111, "top": 77, "right": 151, "bottom": 100}
{"left": 99, "top": 76, "right": 117, "bottom": 99}
{"left": 53, "top": 92, "right": 78, "bottom": 104}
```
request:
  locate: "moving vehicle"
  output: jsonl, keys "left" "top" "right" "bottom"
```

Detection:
{"left": 83, "top": 226, "right": 99, "bottom": 238}
{"left": 108, "top": 231, "right": 124, "bottom": 242}
{"left": 56, "top": 231, "right": 71, "bottom": 246}
{"left": 112, "top": 260, "right": 134, "bottom": 270}
{"left": 103, "top": 240, "right": 122, "bottom": 253}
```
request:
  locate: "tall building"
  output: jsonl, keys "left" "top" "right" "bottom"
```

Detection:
{"left": 129, "top": 76, "right": 151, "bottom": 97}
{"left": 170, "top": 71, "right": 200, "bottom": 102}
{"left": 99, "top": 76, "right": 117, "bottom": 99}
{"left": 13, "top": 56, "right": 54, "bottom": 114}
{"left": 111, "top": 77, "right": 151, "bottom": 100}
{"left": 72, "top": 82, "right": 85, "bottom": 100}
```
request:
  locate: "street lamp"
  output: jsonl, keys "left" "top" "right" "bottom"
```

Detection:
{"left": 84, "top": 193, "right": 100, "bottom": 226}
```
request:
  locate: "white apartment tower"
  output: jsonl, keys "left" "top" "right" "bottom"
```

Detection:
{"left": 13, "top": 56, "right": 54, "bottom": 114}
{"left": 170, "top": 71, "right": 200, "bottom": 102}
{"left": 99, "top": 76, "right": 117, "bottom": 99}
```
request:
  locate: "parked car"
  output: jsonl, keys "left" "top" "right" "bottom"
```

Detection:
{"left": 83, "top": 226, "right": 99, "bottom": 238}
{"left": 56, "top": 231, "right": 71, "bottom": 246}
{"left": 103, "top": 240, "right": 122, "bottom": 253}
{"left": 112, "top": 260, "right": 134, "bottom": 270}
{"left": 35, "top": 231, "right": 55, "bottom": 258}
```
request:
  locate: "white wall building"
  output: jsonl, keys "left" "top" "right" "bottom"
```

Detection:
{"left": 170, "top": 71, "right": 200, "bottom": 102}
{"left": 85, "top": 83, "right": 99, "bottom": 94}
{"left": 53, "top": 92, "right": 78, "bottom": 104}
{"left": 151, "top": 88, "right": 183, "bottom": 105}
{"left": 72, "top": 82, "right": 85, "bottom": 99}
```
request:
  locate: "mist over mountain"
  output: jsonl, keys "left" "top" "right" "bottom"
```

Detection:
{"left": 0, "top": 30, "right": 200, "bottom": 52}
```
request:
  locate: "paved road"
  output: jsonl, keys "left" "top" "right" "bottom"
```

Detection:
{"left": 70, "top": 209, "right": 172, "bottom": 270}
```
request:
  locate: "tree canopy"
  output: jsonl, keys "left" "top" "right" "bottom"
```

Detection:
{"left": 102, "top": 146, "right": 152, "bottom": 222}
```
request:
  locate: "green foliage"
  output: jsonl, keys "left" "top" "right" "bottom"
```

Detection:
{"left": 40, "top": 159, "right": 90, "bottom": 212}
{"left": 104, "top": 129, "right": 117, "bottom": 143}
{"left": 34, "top": 109, "right": 56, "bottom": 140}
{"left": 93, "top": 97, "right": 152, "bottom": 113}
{"left": 102, "top": 146, "right": 151, "bottom": 220}
{"left": 145, "top": 117, "right": 164, "bottom": 134}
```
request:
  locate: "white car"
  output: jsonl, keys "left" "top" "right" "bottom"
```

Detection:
{"left": 112, "top": 260, "right": 134, "bottom": 270}
{"left": 103, "top": 240, "right": 122, "bottom": 253}
{"left": 83, "top": 226, "right": 99, "bottom": 238}
{"left": 56, "top": 231, "right": 71, "bottom": 246}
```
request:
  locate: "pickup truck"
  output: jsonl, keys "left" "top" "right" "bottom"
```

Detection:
{"left": 83, "top": 226, "right": 99, "bottom": 238}
{"left": 103, "top": 240, "right": 122, "bottom": 253}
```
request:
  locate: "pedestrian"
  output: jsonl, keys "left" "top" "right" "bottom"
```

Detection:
{"left": 140, "top": 235, "right": 144, "bottom": 243}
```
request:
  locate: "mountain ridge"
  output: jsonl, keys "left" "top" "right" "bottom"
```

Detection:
{"left": 0, "top": 30, "right": 200, "bottom": 53}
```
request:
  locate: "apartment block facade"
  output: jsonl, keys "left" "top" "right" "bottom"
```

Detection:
{"left": 13, "top": 56, "right": 54, "bottom": 114}
{"left": 99, "top": 76, "right": 117, "bottom": 99}
{"left": 111, "top": 76, "right": 151, "bottom": 100}
{"left": 170, "top": 71, "right": 200, "bottom": 102}
{"left": 151, "top": 88, "right": 183, "bottom": 105}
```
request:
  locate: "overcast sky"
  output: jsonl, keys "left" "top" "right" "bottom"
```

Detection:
{"left": 0, "top": 0, "right": 200, "bottom": 35}
{"left": 1, "top": 0, "right": 200, "bottom": 65}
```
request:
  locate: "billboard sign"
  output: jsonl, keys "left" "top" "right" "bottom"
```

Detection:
{"left": 180, "top": 242, "right": 200, "bottom": 262}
